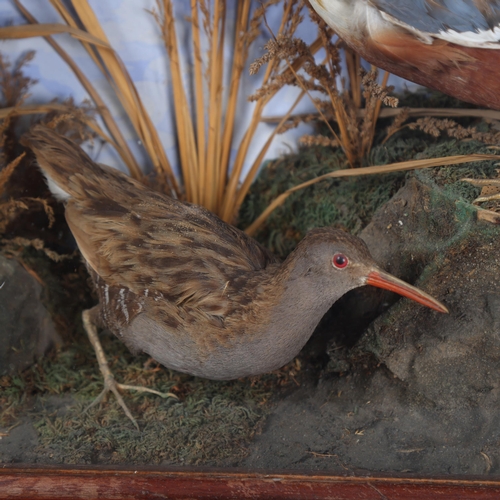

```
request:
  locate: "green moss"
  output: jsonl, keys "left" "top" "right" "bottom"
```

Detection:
{"left": 240, "top": 117, "right": 498, "bottom": 260}
{"left": 239, "top": 146, "right": 407, "bottom": 258}
{"left": 2, "top": 326, "right": 298, "bottom": 464}
{"left": 414, "top": 140, "right": 498, "bottom": 194}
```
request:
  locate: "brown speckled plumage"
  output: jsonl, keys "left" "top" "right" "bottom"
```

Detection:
{"left": 25, "top": 126, "right": 447, "bottom": 386}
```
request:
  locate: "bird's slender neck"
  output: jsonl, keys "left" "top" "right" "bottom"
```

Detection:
{"left": 271, "top": 256, "right": 333, "bottom": 328}
{"left": 245, "top": 251, "right": 340, "bottom": 369}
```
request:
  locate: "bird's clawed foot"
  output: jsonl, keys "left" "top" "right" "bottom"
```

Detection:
{"left": 82, "top": 309, "right": 177, "bottom": 430}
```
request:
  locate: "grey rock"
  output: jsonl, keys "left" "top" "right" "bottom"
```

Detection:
{"left": 0, "top": 254, "right": 60, "bottom": 375}
{"left": 358, "top": 178, "right": 500, "bottom": 410}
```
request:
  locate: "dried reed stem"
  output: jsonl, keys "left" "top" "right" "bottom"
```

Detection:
{"left": 0, "top": 21, "right": 111, "bottom": 48}
{"left": 158, "top": 0, "right": 198, "bottom": 201}
{"left": 205, "top": 0, "right": 224, "bottom": 212}
{"left": 191, "top": 0, "right": 206, "bottom": 204}
{"left": 221, "top": 0, "right": 312, "bottom": 221}
{"left": 70, "top": 0, "right": 180, "bottom": 195}
{"left": 218, "top": 0, "right": 252, "bottom": 207}
{"left": 156, "top": 0, "right": 297, "bottom": 220}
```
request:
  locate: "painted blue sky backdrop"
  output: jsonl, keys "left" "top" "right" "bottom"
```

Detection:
{"left": 1, "top": 0, "right": 416, "bottom": 179}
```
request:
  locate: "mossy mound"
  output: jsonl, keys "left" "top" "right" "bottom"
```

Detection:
{"left": 240, "top": 130, "right": 498, "bottom": 259}
{"left": 239, "top": 147, "right": 407, "bottom": 259}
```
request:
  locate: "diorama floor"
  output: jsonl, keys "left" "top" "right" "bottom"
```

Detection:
{"left": 2, "top": 115, "right": 500, "bottom": 475}
{"left": 1, "top": 345, "right": 499, "bottom": 476}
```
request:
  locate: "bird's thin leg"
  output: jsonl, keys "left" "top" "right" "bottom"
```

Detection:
{"left": 81, "top": 308, "right": 177, "bottom": 430}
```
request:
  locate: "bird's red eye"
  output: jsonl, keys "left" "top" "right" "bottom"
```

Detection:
{"left": 332, "top": 253, "right": 348, "bottom": 269}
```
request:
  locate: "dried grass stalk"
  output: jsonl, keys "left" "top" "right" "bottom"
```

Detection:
{"left": 261, "top": 107, "right": 500, "bottom": 125}
{"left": 0, "top": 153, "right": 25, "bottom": 198}
{"left": 12, "top": 0, "right": 143, "bottom": 180}
{"left": 154, "top": 0, "right": 314, "bottom": 221}
{"left": 245, "top": 154, "right": 499, "bottom": 236}
{"left": 68, "top": 0, "right": 179, "bottom": 195}
{"left": 0, "top": 22, "right": 112, "bottom": 48}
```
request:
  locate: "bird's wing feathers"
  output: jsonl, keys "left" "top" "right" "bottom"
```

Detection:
{"left": 27, "top": 126, "right": 278, "bottom": 321}
{"left": 65, "top": 178, "right": 277, "bottom": 315}
{"left": 365, "top": 7, "right": 476, "bottom": 70}
{"left": 371, "top": 0, "right": 500, "bottom": 48}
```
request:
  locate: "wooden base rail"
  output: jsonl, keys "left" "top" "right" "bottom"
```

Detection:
{"left": 2, "top": 465, "right": 500, "bottom": 499}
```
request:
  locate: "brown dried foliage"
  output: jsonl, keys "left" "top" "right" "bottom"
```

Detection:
{"left": 3, "top": 0, "right": 497, "bottom": 239}
{"left": 0, "top": 53, "right": 89, "bottom": 236}
{"left": 5, "top": 0, "right": 318, "bottom": 223}
{"left": 249, "top": 2, "right": 398, "bottom": 168}
{"left": 408, "top": 117, "right": 500, "bottom": 144}
{"left": 0, "top": 54, "right": 35, "bottom": 233}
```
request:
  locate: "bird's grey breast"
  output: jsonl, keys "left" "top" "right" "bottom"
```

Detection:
{"left": 121, "top": 312, "right": 301, "bottom": 380}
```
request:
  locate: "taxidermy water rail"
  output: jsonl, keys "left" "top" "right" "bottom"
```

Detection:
{"left": 26, "top": 125, "right": 448, "bottom": 427}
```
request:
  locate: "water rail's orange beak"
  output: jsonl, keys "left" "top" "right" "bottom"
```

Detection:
{"left": 366, "top": 270, "right": 448, "bottom": 313}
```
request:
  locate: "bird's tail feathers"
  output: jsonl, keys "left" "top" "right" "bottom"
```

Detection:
{"left": 22, "top": 125, "right": 104, "bottom": 201}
